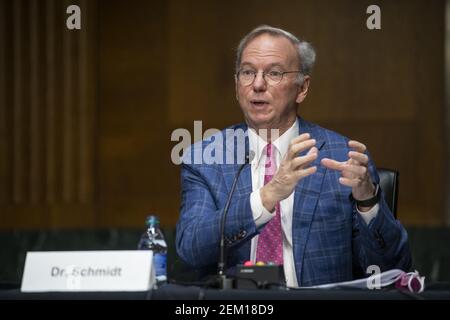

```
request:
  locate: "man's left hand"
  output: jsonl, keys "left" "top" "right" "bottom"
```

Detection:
{"left": 321, "top": 140, "right": 376, "bottom": 212}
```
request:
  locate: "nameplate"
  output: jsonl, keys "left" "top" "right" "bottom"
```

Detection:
{"left": 21, "top": 251, "right": 155, "bottom": 292}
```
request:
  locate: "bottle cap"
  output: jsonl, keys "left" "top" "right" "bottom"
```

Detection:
{"left": 145, "top": 215, "right": 159, "bottom": 226}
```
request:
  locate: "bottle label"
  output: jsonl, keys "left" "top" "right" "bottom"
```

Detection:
{"left": 154, "top": 240, "right": 167, "bottom": 247}
{"left": 153, "top": 253, "right": 167, "bottom": 280}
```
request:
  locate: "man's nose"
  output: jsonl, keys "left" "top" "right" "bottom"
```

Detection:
{"left": 252, "top": 72, "right": 267, "bottom": 92}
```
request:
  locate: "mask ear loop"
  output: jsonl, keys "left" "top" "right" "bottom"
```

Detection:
{"left": 407, "top": 271, "right": 425, "bottom": 293}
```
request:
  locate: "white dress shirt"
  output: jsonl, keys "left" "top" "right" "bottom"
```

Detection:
{"left": 248, "top": 119, "right": 379, "bottom": 287}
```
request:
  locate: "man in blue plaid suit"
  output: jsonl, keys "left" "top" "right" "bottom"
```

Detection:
{"left": 176, "top": 26, "right": 411, "bottom": 287}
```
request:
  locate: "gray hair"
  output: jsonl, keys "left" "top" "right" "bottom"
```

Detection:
{"left": 235, "top": 25, "right": 316, "bottom": 84}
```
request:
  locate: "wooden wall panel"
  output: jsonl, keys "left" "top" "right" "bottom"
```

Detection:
{"left": 79, "top": 0, "right": 95, "bottom": 204}
{"left": 12, "top": 0, "right": 25, "bottom": 204}
{"left": 0, "top": 0, "right": 6, "bottom": 205}
{"left": 45, "top": 0, "right": 56, "bottom": 204}
{"left": 0, "top": 0, "right": 97, "bottom": 228}
{"left": 0, "top": 0, "right": 446, "bottom": 229}
{"left": 97, "top": 0, "right": 174, "bottom": 227}
{"left": 29, "top": 0, "right": 40, "bottom": 204}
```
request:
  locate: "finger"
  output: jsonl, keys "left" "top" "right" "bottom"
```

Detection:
{"left": 296, "top": 165, "right": 317, "bottom": 179}
{"left": 348, "top": 140, "right": 366, "bottom": 153}
{"left": 321, "top": 158, "right": 346, "bottom": 171}
{"left": 348, "top": 151, "right": 368, "bottom": 166}
{"left": 291, "top": 152, "right": 318, "bottom": 169}
{"left": 287, "top": 139, "right": 316, "bottom": 159}
{"left": 342, "top": 169, "right": 356, "bottom": 179}
{"left": 341, "top": 163, "right": 368, "bottom": 177}
{"left": 290, "top": 133, "right": 311, "bottom": 145}
{"left": 307, "top": 146, "right": 318, "bottom": 155}
{"left": 338, "top": 177, "right": 363, "bottom": 187}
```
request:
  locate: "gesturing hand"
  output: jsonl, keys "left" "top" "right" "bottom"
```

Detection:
{"left": 321, "top": 140, "right": 377, "bottom": 211}
{"left": 260, "top": 133, "right": 318, "bottom": 212}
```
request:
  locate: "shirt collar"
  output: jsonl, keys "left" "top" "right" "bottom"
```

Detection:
{"left": 248, "top": 119, "right": 299, "bottom": 167}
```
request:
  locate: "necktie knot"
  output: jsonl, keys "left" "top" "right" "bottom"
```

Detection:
{"left": 264, "top": 143, "right": 277, "bottom": 175}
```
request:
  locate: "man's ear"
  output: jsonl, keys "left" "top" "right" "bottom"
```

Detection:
{"left": 296, "top": 75, "right": 310, "bottom": 104}
{"left": 235, "top": 76, "right": 239, "bottom": 101}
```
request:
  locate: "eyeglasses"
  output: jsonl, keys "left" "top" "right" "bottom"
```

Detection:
{"left": 236, "top": 69, "right": 302, "bottom": 86}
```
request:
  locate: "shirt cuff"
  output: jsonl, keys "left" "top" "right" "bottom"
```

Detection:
{"left": 250, "top": 188, "right": 276, "bottom": 228}
{"left": 357, "top": 203, "right": 379, "bottom": 225}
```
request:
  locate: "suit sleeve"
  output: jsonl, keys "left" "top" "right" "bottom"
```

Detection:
{"left": 176, "top": 163, "right": 257, "bottom": 268}
{"left": 352, "top": 158, "right": 412, "bottom": 275}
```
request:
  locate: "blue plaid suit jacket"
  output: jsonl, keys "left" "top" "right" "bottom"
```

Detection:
{"left": 176, "top": 117, "right": 411, "bottom": 286}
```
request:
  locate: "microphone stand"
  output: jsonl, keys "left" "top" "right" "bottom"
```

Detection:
{"left": 217, "top": 153, "right": 251, "bottom": 289}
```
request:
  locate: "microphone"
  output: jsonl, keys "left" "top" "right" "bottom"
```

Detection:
{"left": 217, "top": 150, "right": 254, "bottom": 289}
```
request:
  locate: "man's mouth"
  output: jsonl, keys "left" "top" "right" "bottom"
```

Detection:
{"left": 250, "top": 100, "right": 269, "bottom": 107}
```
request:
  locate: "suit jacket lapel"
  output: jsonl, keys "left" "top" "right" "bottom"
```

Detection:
{"left": 222, "top": 123, "right": 252, "bottom": 195}
{"left": 292, "top": 117, "right": 327, "bottom": 285}
{"left": 222, "top": 123, "right": 253, "bottom": 260}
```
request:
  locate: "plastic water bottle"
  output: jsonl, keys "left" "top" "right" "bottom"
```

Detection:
{"left": 138, "top": 215, "right": 167, "bottom": 284}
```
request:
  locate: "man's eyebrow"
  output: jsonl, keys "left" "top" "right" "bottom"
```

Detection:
{"left": 266, "top": 63, "right": 285, "bottom": 69}
{"left": 240, "top": 62, "right": 255, "bottom": 68}
{"left": 239, "top": 62, "right": 287, "bottom": 69}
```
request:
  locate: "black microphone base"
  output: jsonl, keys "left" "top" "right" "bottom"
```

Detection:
{"left": 204, "top": 274, "right": 235, "bottom": 289}
{"left": 219, "top": 275, "right": 234, "bottom": 290}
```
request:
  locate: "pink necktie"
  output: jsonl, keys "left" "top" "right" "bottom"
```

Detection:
{"left": 256, "top": 143, "right": 283, "bottom": 265}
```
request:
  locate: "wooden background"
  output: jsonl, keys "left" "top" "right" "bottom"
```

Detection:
{"left": 0, "top": 0, "right": 447, "bottom": 229}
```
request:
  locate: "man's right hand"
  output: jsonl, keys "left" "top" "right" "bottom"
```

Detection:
{"left": 260, "top": 133, "right": 318, "bottom": 212}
